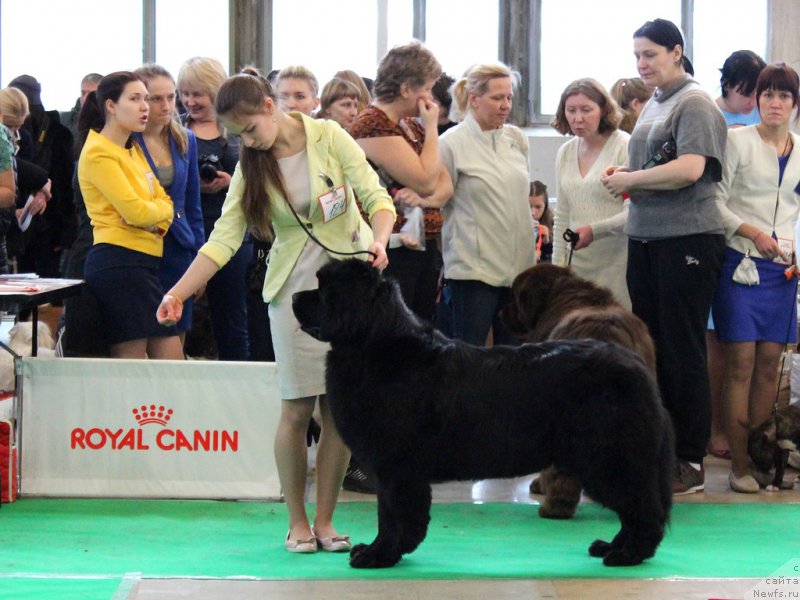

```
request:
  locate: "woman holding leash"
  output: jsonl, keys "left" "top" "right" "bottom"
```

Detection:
{"left": 156, "top": 70, "right": 395, "bottom": 553}
{"left": 601, "top": 18, "right": 727, "bottom": 495}
{"left": 712, "top": 63, "right": 800, "bottom": 493}
{"left": 551, "top": 78, "right": 631, "bottom": 308}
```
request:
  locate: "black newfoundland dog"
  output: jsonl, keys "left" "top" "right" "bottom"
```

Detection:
{"left": 292, "top": 259, "right": 673, "bottom": 568}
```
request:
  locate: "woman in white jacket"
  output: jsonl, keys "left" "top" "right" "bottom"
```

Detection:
{"left": 712, "top": 63, "right": 800, "bottom": 493}
{"left": 405, "top": 62, "right": 535, "bottom": 345}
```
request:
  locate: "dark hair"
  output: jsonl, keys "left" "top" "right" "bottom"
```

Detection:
{"left": 372, "top": 41, "right": 442, "bottom": 102}
{"left": 633, "top": 18, "right": 694, "bottom": 76}
{"left": 529, "top": 181, "right": 553, "bottom": 229}
{"left": 530, "top": 180, "right": 548, "bottom": 197}
{"left": 432, "top": 73, "right": 455, "bottom": 113}
{"left": 719, "top": 50, "right": 766, "bottom": 98}
{"left": 215, "top": 69, "right": 286, "bottom": 240}
{"left": 551, "top": 78, "right": 621, "bottom": 136}
{"left": 755, "top": 62, "right": 800, "bottom": 113}
{"left": 77, "top": 71, "right": 144, "bottom": 148}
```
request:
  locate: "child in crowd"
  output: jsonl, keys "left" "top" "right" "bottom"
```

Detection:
{"left": 529, "top": 180, "right": 553, "bottom": 263}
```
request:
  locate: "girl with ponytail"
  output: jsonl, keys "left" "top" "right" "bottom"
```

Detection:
{"left": 157, "top": 68, "right": 395, "bottom": 553}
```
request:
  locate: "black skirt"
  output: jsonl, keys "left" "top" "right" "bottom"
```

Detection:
{"left": 84, "top": 243, "right": 177, "bottom": 345}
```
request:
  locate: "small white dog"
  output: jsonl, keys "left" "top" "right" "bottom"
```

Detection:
{"left": 0, "top": 321, "right": 56, "bottom": 392}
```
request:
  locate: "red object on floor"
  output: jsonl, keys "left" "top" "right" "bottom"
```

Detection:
{"left": 0, "top": 419, "right": 17, "bottom": 503}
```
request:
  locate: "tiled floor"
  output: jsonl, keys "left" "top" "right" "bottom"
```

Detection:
{"left": 129, "top": 455, "right": 800, "bottom": 599}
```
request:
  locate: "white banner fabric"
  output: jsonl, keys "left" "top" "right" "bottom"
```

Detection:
{"left": 20, "top": 358, "right": 282, "bottom": 499}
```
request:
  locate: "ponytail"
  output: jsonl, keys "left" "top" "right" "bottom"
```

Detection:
{"left": 77, "top": 90, "right": 105, "bottom": 149}
{"left": 77, "top": 71, "right": 144, "bottom": 151}
{"left": 216, "top": 70, "right": 287, "bottom": 241}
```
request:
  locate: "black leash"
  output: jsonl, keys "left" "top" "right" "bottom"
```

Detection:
{"left": 284, "top": 195, "right": 378, "bottom": 261}
{"left": 563, "top": 229, "right": 580, "bottom": 267}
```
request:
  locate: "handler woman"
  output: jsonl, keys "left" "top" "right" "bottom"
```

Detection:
{"left": 157, "top": 70, "right": 395, "bottom": 553}
{"left": 712, "top": 63, "right": 800, "bottom": 493}
{"left": 78, "top": 71, "right": 184, "bottom": 359}
{"left": 601, "top": 18, "right": 727, "bottom": 495}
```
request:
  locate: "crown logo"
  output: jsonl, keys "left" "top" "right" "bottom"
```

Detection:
{"left": 132, "top": 405, "right": 173, "bottom": 426}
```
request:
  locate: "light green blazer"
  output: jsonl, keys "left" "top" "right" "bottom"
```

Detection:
{"left": 199, "top": 113, "right": 395, "bottom": 302}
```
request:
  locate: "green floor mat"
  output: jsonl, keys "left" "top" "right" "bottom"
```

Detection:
{"left": 0, "top": 498, "right": 797, "bottom": 593}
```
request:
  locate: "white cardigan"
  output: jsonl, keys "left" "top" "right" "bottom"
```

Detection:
{"left": 716, "top": 125, "right": 800, "bottom": 258}
{"left": 552, "top": 129, "right": 631, "bottom": 307}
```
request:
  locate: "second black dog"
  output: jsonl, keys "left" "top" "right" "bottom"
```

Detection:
{"left": 292, "top": 259, "right": 673, "bottom": 568}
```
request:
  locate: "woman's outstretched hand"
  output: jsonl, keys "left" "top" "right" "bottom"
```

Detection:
{"left": 157, "top": 294, "right": 183, "bottom": 326}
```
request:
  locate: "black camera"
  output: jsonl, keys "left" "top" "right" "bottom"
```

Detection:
{"left": 198, "top": 153, "right": 222, "bottom": 182}
{"left": 641, "top": 140, "right": 677, "bottom": 170}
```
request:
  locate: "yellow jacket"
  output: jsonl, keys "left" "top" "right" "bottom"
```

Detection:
{"left": 78, "top": 130, "right": 173, "bottom": 257}
{"left": 200, "top": 113, "right": 395, "bottom": 302}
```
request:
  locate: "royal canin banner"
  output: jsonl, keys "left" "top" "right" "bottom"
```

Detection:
{"left": 19, "top": 358, "right": 281, "bottom": 499}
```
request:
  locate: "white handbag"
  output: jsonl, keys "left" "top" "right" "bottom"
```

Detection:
{"left": 732, "top": 249, "right": 760, "bottom": 286}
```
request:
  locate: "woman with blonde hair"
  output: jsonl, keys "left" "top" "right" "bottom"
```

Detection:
{"left": 551, "top": 78, "right": 631, "bottom": 307}
{"left": 0, "top": 87, "right": 50, "bottom": 274}
{"left": 404, "top": 62, "right": 535, "bottom": 345}
{"left": 317, "top": 77, "right": 361, "bottom": 130}
{"left": 177, "top": 56, "right": 251, "bottom": 360}
{"left": 610, "top": 77, "right": 652, "bottom": 133}
{"left": 133, "top": 64, "right": 204, "bottom": 343}
{"left": 157, "top": 69, "right": 394, "bottom": 553}
{"left": 276, "top": 65, "right": 320, "bottom": 116}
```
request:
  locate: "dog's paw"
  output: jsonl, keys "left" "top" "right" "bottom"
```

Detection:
{"left": 588, "top": 539, "right": 612, "bottom": 558}
{"left": 602, "top": 548, "right": 645, "bottom": 567}
{"left": 348, "top": 543, "right": 401, "bottom": 569}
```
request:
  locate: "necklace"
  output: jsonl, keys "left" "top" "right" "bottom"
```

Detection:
{"left": 780, "top": 133, "right": 792, "bottom": 157}
{"left": 758, "top": 125, "right": 792, "bottom": 157}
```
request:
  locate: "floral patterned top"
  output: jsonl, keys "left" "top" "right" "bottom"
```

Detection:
{"left": 0, "top": 126, "right": 14, "bottom": 172}
{"left": 351, "top": 106, "right": 442, "bottom": 236}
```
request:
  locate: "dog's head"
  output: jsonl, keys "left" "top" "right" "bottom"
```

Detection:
{"left": 9, "top": 321, "right": 56, "bottom": 355}
{"left": 501, "top": 264, "right": 616, "bottom": 341}
{"left": 293, "top": 259, "right": 409, "bottom": 344}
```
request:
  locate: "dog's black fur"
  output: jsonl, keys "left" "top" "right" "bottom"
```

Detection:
{"left": 292, "top": 259, "right": 674, "bottom": 568}
{"left": 748, "top": 404, "right": 800, "bottom": 489}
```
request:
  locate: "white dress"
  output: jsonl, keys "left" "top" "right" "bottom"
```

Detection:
{"left": 552, "top": 129, "right": 631, "bottom": 308}
{"left": 267, "top": 150, "right": 330, "bottom": 400}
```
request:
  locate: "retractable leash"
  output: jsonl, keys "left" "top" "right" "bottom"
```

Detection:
{"left": 563, "top": 229, "right": 580, "bottom": 267}
{"left": 770, "top": 257, "right": 800, "bottom": 488}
